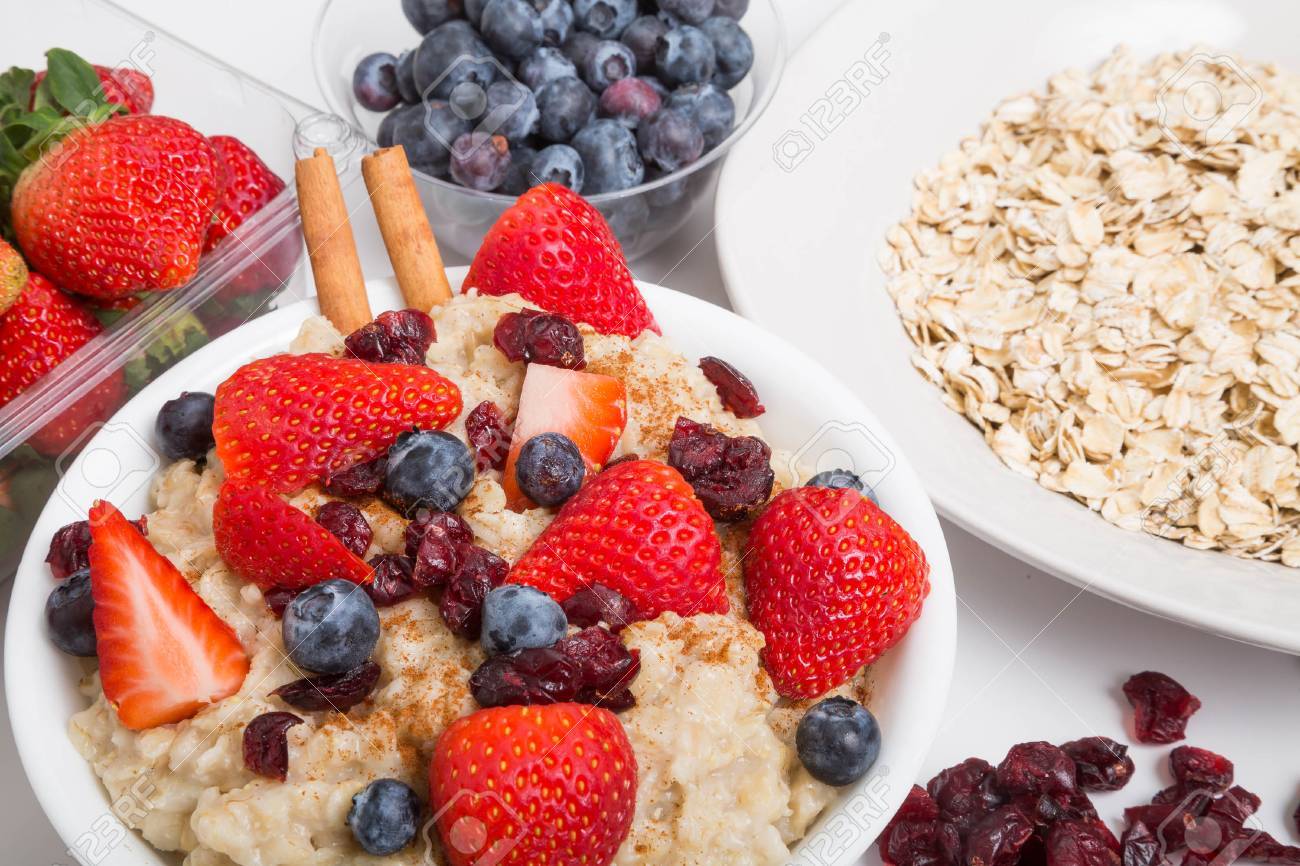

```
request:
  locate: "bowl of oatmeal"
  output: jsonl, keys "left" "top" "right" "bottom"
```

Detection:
{"left": 7, "top": 269, "right": 955, "bottom": 866}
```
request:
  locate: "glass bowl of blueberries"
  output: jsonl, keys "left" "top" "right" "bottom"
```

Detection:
{"left": 313, "top": 0, "right": 785, "bottom": 260}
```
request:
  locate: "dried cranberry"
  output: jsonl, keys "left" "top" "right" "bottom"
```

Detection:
{"left": 1242, "top": 833, "right": 1300, "bottom": 865}
{"left": 1208, "top": 787, "right": 1260, "bottom": 825}
{"left": 365, "top": 554, "right": 418, "bottom": 607}
{"left": 405, "top": 509, "right": 474, "bottom": 556}
{"left": 407, "top": 510, "right": 474, "bottom": 589}
{"left": 1120, "top": 822, "right": 1165, "bottom": 866}
{"left": 1047, "top": 819, "right": 1121, "bottom": 866}
{"left": 1061, "top": 737, "right": 1135, "bottom": 792}
{"left": 996, "top": 742, "right": 1077, "bottom": 798}
{"left": 493, "top": 308, "right": 585, "bottom": 369}
{"left": 555, "top": 626, "right": 641, "bottom": 709}
{"left": 699, "top": 356, "right": 765, "bottom": 418}
{"left": 965, "top": 805, "right": 1034, "bottom": 866}
{"left": 666, "top": 416, "right": 774, "bottom": 521}
{"left": 272, "top": 660, "right": 381, "bottom": 711}
{"left": 927, "top": 758, "right": 1004, "bottom": 835}
{"left": 47, "top": 516, "right": 146, "bottom": 579}
{"left": 439, "top": 545, "right": 507, "bottom": 638}
{"left": 314, "top": 501, "right": 373, "bottom": 557}
{"left": 1124, "top": 801, "right": 1209, "bottom": 852}
{"left": 602, "top": 452, "right": 640, "bottom": 469}
{"left": 937, "top": 821, "right": 963, "bottom": 866}
{"left": 561, "top": 583, "right": 642, "bottom": 633}
{"left": 265, "top": 587, "right": 299, "bottom": 617}
{"left": 880, "top": 787, "right": 942, "bottom": 866}
{"left": 322, "top": 456, "right": 386, "bottom": 497}
{"left": 1169, "top": 747, "right": 1233, "bottom": 791}
{"left": 465, "top": 401, "right": 512, "bottom": 471}
{"left": 243, "top": 711, "right": 303, "bottom": 781}
{"left": 470, "top": 646, "right": 582, "bottom": 707}
{"left": 344, "top": 308, "right": 435, "bottom": 365}
{"left": 1123, "top": 671, "right": 1201, "bottom": 744}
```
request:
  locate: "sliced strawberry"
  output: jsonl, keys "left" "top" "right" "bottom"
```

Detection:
{"left": 501, "top": 363, "right": 627, "bottom": 510}
{"left": 213, "top": 352, "right": 462, "bottom": 493}
{"left": 88, "top": 501, "right": 249, "bottom": 730}
{"left": 212, "top": 482, "right": 372, "bottom": 592}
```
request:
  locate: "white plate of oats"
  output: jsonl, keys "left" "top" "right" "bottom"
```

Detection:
{"left": 716, "top": 0, "right": 1300, "bottom": 651}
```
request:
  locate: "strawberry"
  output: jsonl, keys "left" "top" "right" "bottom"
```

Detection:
{"left": 508, "top": 459, "right": 727, "bottom": 618}
{"left": 212, "top": 482, "right": 372, "bottom": 591}
{"left": 0, "top": 273, "right": 126, "bottom": 455}
{"left": 204, "top": 135, "right": 286, "bottom": 254}
{"left": 0, "top": 238, "right": 27, "bottom": 315}
{"left": 429, "top": 704, "right": 637, "bottom": 866}
{"left": 213, "top": 352, "right": 461, "bottom": 493}
{"left": 31, "top": 64, "right": 153, "bottom": 114}
{"left": 10, "top": 114, "right": 220, "bottom": 299}
{"left": 744, "top": 486, "right": 930, "bottom": 699}
{"left": 88, "top": 500, "right": 249, "bottom": 730}
{"left": 501, "top": 363, "right": 627, "bottom": 510}
{"left": 466, "top": 184, "right": 659, "bottom": 338}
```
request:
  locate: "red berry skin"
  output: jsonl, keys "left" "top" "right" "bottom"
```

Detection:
{"left": 466, "top": 183, "right": 659, "bottom": 338}
{"left": 204, "top": 135, "right": 287, "bottom": 254}
{"left": 429, "top": 704, "right": 637, "bottom": 866}
{"left": 12, "top": 115, "right": 221, "bottom": 299}
{"left": 744, "top": 486, "right": 930, "bottom": 699}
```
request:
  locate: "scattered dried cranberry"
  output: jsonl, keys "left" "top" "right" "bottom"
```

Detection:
{"left": 1046, "top": 819, "right": 1120, "bottom": 866}
{"left": 996, "top": 742, "right": 1077, "bottom": 798}
{"left": 966, "top": 805, "right": 1034, "bottom": 866}
{"left": 465, "top": 401, "right": 512, "bottom": 471}
{"left": 1241, "top": 833, "right": 1300, "bottom": 865}
{"left": 561, "top": 584, "right": 642, "bottom": 633}
{"left": 927, "top": 757, "right": 1004, "bottom": 835}
{"left": 1123, "top": 802, "right": 1205, "bottom": 852}
{"left": 556, "top": 626, "right": 641, "bottom": 709}
{"left": 314, "top": 501, "right": 372, "bottom": 557}
{"left": 405, "top": 509, "right": 474, "bottom": 557}
{"left": 1061, "top": 737, "right": 1135, "bottom": 792}
{"left": 1170, "top": 747, "right": 1233, "bottom": 791}
{"left": 439, "top": 545, "right": 507, "bottom": 638}
{"left": 265, "top": 587, "right": 300, "bottom": 617}
{"left": 1120, "top": 822, "right": 1163, "bottom": 866}
{"left": 365, "top": 554, "right": 418, "bottom": 607}
{"left": 243, "top": 711, "right": 303, "bottom": 781}
{"left": 666, "top": 416, "right": 774, "bottom": 521}
{"left": 407, "top": 510, "right": 474, "bottom": 589}
{"left": 272, "top": 660, "right": 381, "bottom": 712}
{"left": 1123, "top": 672, "right": 1201, "bottom": 744}
{"left": 470, "top": 646, "right": 581, "bottom": 707}
{"left": 699, "top": 356, "right": 765, "bottom": 418}
{"left": 1208, "top": 787, "right": 1260, "bottom": 826}
{"left": 880, "top": 786, "right": 942, "bottom": 866}
{"left": 47, "top": 516, "right": 146, "bottom": 579}
{"left": 322, "top": 455, "right": 387, "bottom": 497}
{"left": 344, "top": 308, "right": 435, "bottom": 365}
{"left": 493, "top": 308, "right": 585, "bottom": 369}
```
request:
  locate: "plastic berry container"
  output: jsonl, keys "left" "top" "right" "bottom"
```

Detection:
{"left": 311, "top": 0, "right": 786, "bottom": 261}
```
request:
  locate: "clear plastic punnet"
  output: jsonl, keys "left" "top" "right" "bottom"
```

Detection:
{"left": 0, "top": 0, "right": 329, "bottom": 576}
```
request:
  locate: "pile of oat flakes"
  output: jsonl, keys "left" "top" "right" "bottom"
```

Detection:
{"left": 879, "top": 46, "right": 1300, "bottom": 566}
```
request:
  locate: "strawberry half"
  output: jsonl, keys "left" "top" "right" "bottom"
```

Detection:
{"left": 744, "top": 486, "right": 931, "bottom": 699}
{"left": 508, "top": 459, "right": 727, "bottom": 618}
{"left": 88, "top": 500, "right": 249, "bottom": 730}
{"left": 502, "top": 363, "right": 627, "bottom": 510}
{"left": 430, "top": 704, "right": 637, "bottom": 866}
{"left": 204, "top": 135, "right": 286, "bottom": 254}
{"left": 466, "top": 184, "right": 659, "bottom": 338}
{"left": 213, "top": 353, "right": 462, "bottom": 493}
{"left": 212, "top": 482, "right": 372, "bottom": 592}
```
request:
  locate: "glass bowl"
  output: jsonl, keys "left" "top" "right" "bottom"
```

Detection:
{"left": 312, "top": 0, "right": 786, "bottom": 261}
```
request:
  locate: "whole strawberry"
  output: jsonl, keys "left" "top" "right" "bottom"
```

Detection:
{"left": 429, "top": 704, "right": 637, "bottom": 866}
{"left": 745, "top": 486, "right": 930, "bottom": 699}
{"left": 11, "top": 114, "right": 220, "bottom": 299}
{"left": 466, "top": 184, "right": 659, "bottom": 338}
{"left": 204, "top": 135, "right": 286, "bottom": 253}
{"left": 0, "top": 238, "right": 27, "bottom": 316}
{"left": 508, "top": 459, "right": 727, "bottom": 618}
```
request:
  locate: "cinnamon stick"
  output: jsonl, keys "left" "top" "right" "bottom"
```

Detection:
{"left": 361, "top": 145, "right": 453, "bottom": 311}
{"left": 295, "top": 147, "right": 371, "bottom": 334}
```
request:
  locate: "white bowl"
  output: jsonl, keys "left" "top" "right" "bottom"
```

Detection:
{"left": 6, "top": 270, "right": 955, "bottom": 866}
{"left": 715, "top": 0, "right": 1300, "bottom": 653}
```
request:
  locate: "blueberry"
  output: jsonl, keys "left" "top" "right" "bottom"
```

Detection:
{"left": 518, "top": 46, "right": 577, "bottom": 91}
{"left": 714, "top": 0, "right": 747, "bottom": 18}
{"left": 532, "top": 0, "right": 574, "bottom": 45}
{"left": 483, "top": 79, "right": 539, "bottom": 140}
{"left": 384, "top": 429, "right": 476, "bottom": 514}
{"left": 574, "top": 0, "right": 638, "bottom": 38}
{"left": 401, "top": 0, "right": 465, "bottom": 35}
{"left": 348, "top": 779, "right": 421, "bottom": 856}
{"left": 584, "top": 40, "right": 637, "bottom": 92}
{"left": 700, "top": 16, "right": 752, "bottom": 88}
{"left": 667, "top": 81, "right": 733, "bottom": 147}
{"left": 282, "top": 579, "right": 380, "bottom": 675}
{"left": 379, "top": 102, "right": 469, "bottom": 177}
{"left": 807, "top": 469, "right": 878, "bottom": 505}
{"left": 414, "top": 20, "right": 499, "bottom": 100}
{"left": 796, "top": 697, "right": 882, "bottom": 787}
{"left": 480, "top": 585, "right": 568, "bottom": 655}
{"left": 395, "top": 50, "right": 420, "bottom": 104}
{"left": 480, "top": 0, "right": 544, "bottom": 60}
{"left": 515, "top": 432, "right": 585, "bottom": 505}
{"left": 448, "top": 80, "right": 488, "bottom": 123}
{"left": 155, "top": 391, "right": 215, "bottom": 461}
{"left": 45, "top": 568, "right": 96, "bottom": 657}
{"left": 637, "top": 107, "right": 703, "bottom": 171}
{"left": 501, "top": 144, "right": 539, "bottom": 194}
{"left": 599, "top": 75, "right": 662, "bottom": 127}
{"left": 572, "top": 118, "right": 645, "bottom": 192}
{"left": 658, "top": 0, "right": 714, "bottom": 24}
{"left": 450, "top": 132, "right": 513, "bottom": 190}
{"left": 621, "top": 15, "right": 668, "bottom": 69}
{"left": 531, "top": 144, "right": 585, "bottom": 190}
{"left": 562, "top": 30, "right": 602, "bottom": 71}
{"left": 536, "top": 76, "right": 598, "bottom": 142}
{"left": 654, "top": 25, "right": 715, "bottom": 86}
{"left": 639, "top": 74, "right": 671, "bottom": 100}
{"left": 464, "top": 0, "right": 489, "bottom": 24}
{"left": 353, "top": 53, "right": 402, "bottom": 112}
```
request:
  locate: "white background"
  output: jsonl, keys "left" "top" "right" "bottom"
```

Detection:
{"left": 3, "top": 1, "right": 1299, "bottom": 864}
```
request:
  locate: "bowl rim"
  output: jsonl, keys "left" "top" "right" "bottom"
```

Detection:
{"left": 7, "top": 271, "right": 955, "bottom": 866}
{"left": 310, "top": 0, "right": 788, "bottom": 204}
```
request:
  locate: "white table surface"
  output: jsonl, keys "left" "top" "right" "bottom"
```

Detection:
{"left": 5, "top": 2, "right": 1299, "bottom": 864}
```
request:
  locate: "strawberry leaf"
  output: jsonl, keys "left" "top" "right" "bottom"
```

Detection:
{"left": 0, "top": 66, "right": 35, "bottom": 115}
{"left": 39, "top": 49, "right": 112, "bottom": 115}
